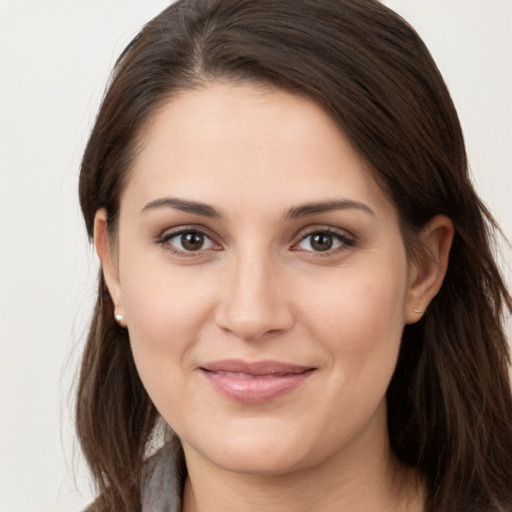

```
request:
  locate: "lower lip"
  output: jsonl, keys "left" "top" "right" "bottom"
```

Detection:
{"left": 201, "top": 369, "right": 314, "bottom": 404}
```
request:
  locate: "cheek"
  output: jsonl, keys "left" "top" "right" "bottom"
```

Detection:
{"left": 303, "top": 262, "right": 406, "bottom": 324}
{"left": 296, "top": 259, "right": 409, "bottom": 441}
{"left": 119, "top": 263, "right": 221, "bottom": 422}
{"left": 298, "top": 254, "right": 409, "bottom": 380}
{"left": 120, "top": 260, "right": 218, "bottom": 370}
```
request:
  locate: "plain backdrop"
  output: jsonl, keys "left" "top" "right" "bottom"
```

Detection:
{"left": 0, "top": 1, "right": 511, "bottom": 511}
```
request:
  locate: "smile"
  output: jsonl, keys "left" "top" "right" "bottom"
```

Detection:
{"left": 200, "top": 359, "right": 316, "bottom": 404}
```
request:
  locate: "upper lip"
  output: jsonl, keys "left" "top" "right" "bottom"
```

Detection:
{"left": 200, "top": 359, "right": 314, "bottom": 376}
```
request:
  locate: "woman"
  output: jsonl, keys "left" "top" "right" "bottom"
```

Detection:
{"left": 76, "top": 0, "right": 512, "bottom": 510}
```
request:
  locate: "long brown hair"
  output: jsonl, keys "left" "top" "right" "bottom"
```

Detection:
{"left": 77, "top": 1, "right": 512, "bottom": 510}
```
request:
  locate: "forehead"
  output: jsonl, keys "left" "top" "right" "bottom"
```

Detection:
{"left": 123, "top": 82, "right": 395, "bottom": 219}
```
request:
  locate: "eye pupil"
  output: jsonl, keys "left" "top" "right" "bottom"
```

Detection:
{"left": 311, "top": 233, "right": 333, "bottom": 251}
{"left": 181, "top": 232, "right": 204, "bottom": 251}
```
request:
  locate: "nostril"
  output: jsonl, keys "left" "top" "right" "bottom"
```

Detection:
{"left": 214, "top": 307, "right": 294, "bottom": 342}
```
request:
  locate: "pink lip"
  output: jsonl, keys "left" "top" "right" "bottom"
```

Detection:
{"left": 200, "top": 359, "right": 315, "bottom": 404}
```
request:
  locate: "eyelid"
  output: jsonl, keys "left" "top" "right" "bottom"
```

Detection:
{"left": 156, "top": 223, "right": 219, "bottom": 240}
{"left": 290, "top": 225, "right": 356, "bottom": 253}
{"left": 155, "top": 225, "right": 223, "bottom": 255}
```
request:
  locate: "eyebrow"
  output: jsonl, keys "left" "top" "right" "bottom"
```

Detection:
{"left": 141, "top": 197, "right": 222, "bottom": 218}
{"left": 284, "top": 199, "right": 375, "bottom": 220}
{"left": 141, "top": 197, "right": 375, "bottom": 220}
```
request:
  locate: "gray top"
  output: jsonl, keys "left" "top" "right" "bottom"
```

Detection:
{"left": 141, "top": 442, "right": 182, "bottom": 512}
{"left": 85, "top": 442, "right": 182, "bottom": 512}
{"left": 142, "top": 443, "right": 181, "bottom": 512}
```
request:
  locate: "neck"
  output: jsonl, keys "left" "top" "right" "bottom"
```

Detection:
{"left": 181, "top": 406, "right": 424, "bottom": 512}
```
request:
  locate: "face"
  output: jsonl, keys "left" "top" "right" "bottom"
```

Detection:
{"left": 100, "top": 83, "right": 424, "bottom": 476}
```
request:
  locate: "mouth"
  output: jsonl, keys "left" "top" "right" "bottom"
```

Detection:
{"left": 199, "top": 359, "right": 316, "bottom": 404}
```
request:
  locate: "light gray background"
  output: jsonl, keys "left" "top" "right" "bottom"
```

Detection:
{"left": 0, "top": 1, "right": 511, "bottom": 511}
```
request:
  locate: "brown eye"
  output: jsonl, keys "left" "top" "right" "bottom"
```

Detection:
{"left": 160, "top": 230, "right": 217, "bottom": 254}
{"left": 310, "top": 233, "right": 334, "bottom": 251}
{"left": 181, "top": 232, "right": 205, "bottom": 251}
{"left": 296, "top": 230, "right": 354, "bottom": 253}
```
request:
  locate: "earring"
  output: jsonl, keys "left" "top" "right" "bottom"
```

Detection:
{"left": 414, "top": 308, "right": 424, "bottom": 314}
{"left": 114, "top": 303, "right": 126, "bottom": 326}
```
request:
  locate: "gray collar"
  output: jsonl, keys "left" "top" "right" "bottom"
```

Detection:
{"left": 141, "top": 442, "right": 182, "bottom": 512}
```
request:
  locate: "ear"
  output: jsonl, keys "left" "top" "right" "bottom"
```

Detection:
{"left": 94, "top": 208, "right": 126, "bottom": 327}
{"left": 405, "top": 215, "right": 454, "bottom": 324}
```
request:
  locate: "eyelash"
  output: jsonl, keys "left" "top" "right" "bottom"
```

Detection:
{"left": 293, "top": 228, "right": 356, "bottom": 256}
{"left": 155, "top": 227, "right": 221, "bottom": 257}
{"left": 155, "top": 226, "right": 356, "bottom": 257}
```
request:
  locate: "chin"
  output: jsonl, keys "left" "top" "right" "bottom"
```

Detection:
{"left": 182, "top": 423, "right": 316, "bottom": 476}
{"left": 207, "top": 447, "right": 309, "bottom": 476}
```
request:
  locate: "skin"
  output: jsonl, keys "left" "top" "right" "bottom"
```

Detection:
{"left": 95, "top": 83, "right": 453, "bottom": 511}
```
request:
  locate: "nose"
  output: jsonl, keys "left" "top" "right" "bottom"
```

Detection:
{"left": 214, "top": 252, "right": 295, "bottom": 342}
